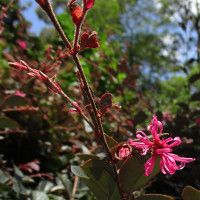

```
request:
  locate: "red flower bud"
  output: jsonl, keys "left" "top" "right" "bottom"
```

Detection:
{"left": 8, "top": 61, "right": 28, "bottom": 71}
{"left": 35, "top": 0, "right": 45, "bottom": 6}
{"left": 68, "top": 0, "right": 83, "bottom": 25}
{"left": 83, "top": 0, "right": 95, "bottom": 9}
{"left": 70, "top": 5, "right": 83, "bottom": 25}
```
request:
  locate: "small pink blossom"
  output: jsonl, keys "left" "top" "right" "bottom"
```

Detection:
{"left": 15, "top": 90, "right": 26, "bottom": 97}
{"left": 196, "top": 118, "right": 200, "bottom": 127}
{"left": 129, "top": 115, "right": 195, "bottom": 176}
{"left": 162, "top": 111, "right": 172, "bottom": 122}
{"left": 115, "top": 144, "right": 132, "bottom": 161}
{"left": 17, "top": 40, "right": 27, "bottom": 50}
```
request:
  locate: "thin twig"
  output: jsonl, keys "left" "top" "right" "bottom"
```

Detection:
{"left": 71, "top": 176, "right": 79, "bottom": 200}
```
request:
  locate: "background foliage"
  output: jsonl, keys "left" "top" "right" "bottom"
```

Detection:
{"left": 0, "top": 0, "right": 200, "bottom": 199}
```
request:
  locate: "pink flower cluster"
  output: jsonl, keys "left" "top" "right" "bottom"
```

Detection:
{"left": 129, "top": 115, "right": 195, "bottom": 176}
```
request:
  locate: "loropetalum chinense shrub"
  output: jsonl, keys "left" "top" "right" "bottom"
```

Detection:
{"left": 0, "top": 0, "right": 200, "bottom": 199}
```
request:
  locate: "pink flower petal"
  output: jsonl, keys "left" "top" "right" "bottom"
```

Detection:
{"left": 136, "top": 131, "right": 152, "bottom": 144}
{"left": 15, "top": 90, "right": 26, "bottom": 97}
{"left": 144, "top": 154, "right": 157, "bottom": 176}
{"left": 167, "top": 137, "right": 181, "bottom": 148}
{"left": 155, "top": 148, "right": 172, "bottom": 154}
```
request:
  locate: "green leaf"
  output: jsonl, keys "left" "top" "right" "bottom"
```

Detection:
{"left": 104, "top": 133, "right": 118, "bottom": 149}
{"left": 82, "top": 159, "right": 115, "bottom": 177}
{"left": 119, "top": 156, "right": 160, "bottom": 193}
{"left": 135, "top": 194, "right": 175, "bottom": 200}
{"left": 0, "top": 183, "right": 10, "bottom": 192}
{"left": 118, "top": 73, "right": 126, "bottom": 81}
{"left": 80, "top": 159, "right": 121, "bottom": 200}
{"left": 57, "top": 173, "right": 72, "bottom": 198}
{"left": 0, "top": 95, "right": 31, "bottom": 109}
{"left": 32, "top": 190, "right": 49, "bottom": 200}
{"left": 37, "top": 180, "right": 54, "bottom": 193}
{"left": 76, "top": 153, "right": 100, "bottom": 161}
{"left": 71, "top": 166, "right": 89, "bottom": 179}
{"left": 182, "top": 186, "right": 200, "bottom": 200}
{"left": 0, "top": 116, "right": 20, "bottom": 129}
{"left": 12, "top": 178, "right": 30, "bottom": 195}
{"left": 0, "top": 170, "right": 9, "bottom": 184}
{"left": 22, "top": 176, "right": 35, "bottom": 183}
{"left": 14, "top": 165, "right": 24, "bottom": 178}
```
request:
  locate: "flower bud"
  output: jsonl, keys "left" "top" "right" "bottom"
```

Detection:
{"left": 83, "top": 0, "right": 95, "bottom": 9}
{"left": 36, "top": 0, "right": 45, "bottom": 6}
{"left": 115, "top": 144, "right": 132, "bottom": 161}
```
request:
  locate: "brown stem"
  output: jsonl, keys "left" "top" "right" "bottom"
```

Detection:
{"left": 72, "top": 54, "right": 123, "bottom": 198}
{"left": 40, "top": 2, "right": 123, "bottom": 198}
{"left": 71, "top": 176, "right": 79, "bottom": 200}
{"left": 27, "top": 66, "right": 95, "bottom": 131}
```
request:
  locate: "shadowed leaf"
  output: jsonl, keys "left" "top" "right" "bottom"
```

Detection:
{"left": 104, "top": 133, "right": 118, "bottom": 149}
{"left": 0, "top": 95, "right": 31, "bottom": 109}
{"left": 182, "top": 186, "right": 200, "bottom": 200}
{"left": 0, "top": 116, "right": 20, "bottom": 129}
{"left": 76, "top": 153, "right": 100, "bottom": 161}
{"left": 135, "top": 194, "right": 175, "bottom": 200}
{"left": 80, "top": 159, "right": 121, "bottom": 200}
{"left": 119, "top": 156, "right": 160, "bottom": 193}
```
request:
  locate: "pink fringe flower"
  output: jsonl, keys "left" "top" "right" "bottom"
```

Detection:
{"left": 129, "top": 115, "right": 195, "bottom": 176}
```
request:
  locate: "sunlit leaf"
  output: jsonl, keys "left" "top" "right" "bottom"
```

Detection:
{"left": 37, "top": 180, "right": 54, "bottom": 193}
{"left": 57, "top": 173, "right": 72, "bottom": 198}
{"left": 32, "top": 190, "right": 49, "bottom": 200}
{"left": 71, "top": 166, "right": 89, "bottom": 179}
{"left": 12, "top": 178, "right": 30, "bottom": 195}
{"left": 0, "top": 170, "right": 9, "bottom": 184}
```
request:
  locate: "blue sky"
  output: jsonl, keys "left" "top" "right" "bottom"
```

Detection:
{"left": 20, "top": 0, "right": 51, "bottom": 35}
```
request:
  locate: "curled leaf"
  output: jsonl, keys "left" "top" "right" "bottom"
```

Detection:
{"left": 99, "top": 93, "right": 113, "bottom": 115}
{"left": 80, "top": 32, "right": 100, "bottom": 51}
